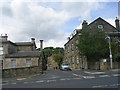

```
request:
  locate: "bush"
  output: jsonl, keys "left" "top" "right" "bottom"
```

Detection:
{"left": 113, "top": 54, "right": 120, "bottom": 62}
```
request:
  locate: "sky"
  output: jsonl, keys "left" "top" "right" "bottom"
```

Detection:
{"left": 0, "top": 0, "right": 120, "bottom": 48}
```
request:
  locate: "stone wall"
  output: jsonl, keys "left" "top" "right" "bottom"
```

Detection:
{"left": 87, "top": 60, "right": 120, "bottom": 70}
{"left": 100, "top": 61, "right": 120, "bottom": 70}
{"left": 3, "top": 57, "right": 39, "bottom": 69}
{"left": 47, "top": 56, "right": 59, "bottom": 70}
{"left": 2, "top": 42, "right": 17, "bottom": 55}
{"left": 87, "top": 61, "right": 100, "bottom": 70}
{"left": 64, "top": 34, "right": 88, "bottom": 70}
{"left": 2, "top": 66, "right": 42, "bottom": 78}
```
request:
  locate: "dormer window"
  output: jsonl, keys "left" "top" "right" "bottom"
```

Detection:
{"left": 98, "top": 25, "right": 103, "bottom": 31}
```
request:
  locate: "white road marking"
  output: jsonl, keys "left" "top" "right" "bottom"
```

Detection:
{"left": 36, "top": 80, "right": 44, "bottom": 83}
{"left": 93, "top": 83, "right": 120, "bottom": 88}
{"left": 93, "top": 85, "right": 108, "bottom": 88}
{"left": 109, "top": 84, "right": 120, "bottom": 86}
{"left": 82, "top": 76, "right": 95, "bottom": 79}
{"left": 84, "top": 71, "right": 105, "bottom": 74}
{"left": 46, "top": 80, "right": 56, "bottom": 82}
{"left": 60, "top": 79, "right": 66, "bottom": 81}
{"left": 92, "top": 86, "right": 103, "bottom": 88}
{"left": 99, "top": 75, "right": 110, "bottom": 77}
{"left": 72, "top": 73, "right": 95, "bottom": 79}
{"left": 73, "top": 78, "right": 82, "bottom": 80}
{"left": 72, "top": 73, "right": 80, "bottom": 76}
{"left": 112, "top": 74, "right": 120, "bottom": 77}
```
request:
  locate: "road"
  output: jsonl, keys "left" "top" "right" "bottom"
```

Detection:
{"left": 2, "top": 69, "right": 120, "bottom": 88}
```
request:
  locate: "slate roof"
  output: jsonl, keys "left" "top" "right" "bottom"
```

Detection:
{"left": 1, "top": 40, "right": 16, "bottom": 45}
{"left": 2, "top": 41, "right": 34, "bottom": 46}
{"left": 15, "top": 42, "right": 33, "bottom": 46}
{"left": 5, "top": 51, "right": 43, "bottom": 58}
{"left": 2, "top": 40, "right": 37, "bottom": 48}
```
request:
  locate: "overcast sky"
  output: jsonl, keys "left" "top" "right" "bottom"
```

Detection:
{"left": 0, "top": 0, "right": 119, "bottom": 48}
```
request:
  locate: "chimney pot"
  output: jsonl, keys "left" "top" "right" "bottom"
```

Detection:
{"left": 115, "top": 17, "right": 120, "bottom": 31}
{"left": 0, "top": 34, "right": 8, "bottom": 41}
{"left": 82, "top": 20, "right": 88, "bottom": 29}
{"left": 40, "top": 40, "right": 43, "bottom": 49}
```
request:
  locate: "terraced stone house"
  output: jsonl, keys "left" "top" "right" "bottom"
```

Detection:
{"left": 0, "top": 35, "right": 46, "bottom": 77}
{"left": 64, "top": 17, "right": 120, "bottom": 70}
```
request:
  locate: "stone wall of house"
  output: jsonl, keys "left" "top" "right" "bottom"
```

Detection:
{"left": 64, "top": 34, "right": 88, "bottom": 70}
{"left": 2, "top": 42, "right": 17, "bottom": 55}
{"left": 2, "top": 66, "right": 42, "bottom": 78}
{"left": 2, "top": 43, "right": 9, "bottom": 55}
{"left": 8, "top": 43, "right": 17, "bottom": 54}
{"left": 3, "top": 57, "right": 39, "bottom": 69}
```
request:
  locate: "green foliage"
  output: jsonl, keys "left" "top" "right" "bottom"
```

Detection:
{"left": 52, "top": 54, "right": 64, "bottom": 67}
{"left": 43, "top": 47, "right": 53, "bottom": 58}
{"left": 77, "top": 29, "right": 110, "bottom": 61}
{"left": 37, "top": 47, "right": 64, "bottom": 61}
{"left": 53, "top": 47, "right": 64, "bottom": 54}
{"left": 113, "top": 54, "right": 120, "bottom": 62}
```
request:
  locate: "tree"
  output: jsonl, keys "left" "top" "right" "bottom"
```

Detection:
{"left": 37, "top": 47, "right": 64, "bottom": 62}
{"left": 53, "top": 47, "right": 64, "bottom": 55}
{"left": 77, "top": 29, "right": 110, "bottom": 61}
{"left": 52, "top": 54, "right": 63, "bottom": 68}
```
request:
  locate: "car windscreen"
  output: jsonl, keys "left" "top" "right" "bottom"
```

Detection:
{"left": 62, "top": 64, "right": 69, "bottom": 66}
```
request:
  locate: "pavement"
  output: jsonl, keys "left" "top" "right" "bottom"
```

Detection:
{"left": 1, "top": 73, "right": 45, "bottom": 84}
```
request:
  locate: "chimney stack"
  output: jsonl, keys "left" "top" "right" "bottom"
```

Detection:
{"left": 82, "top": 20, "right": 88, "bottom": 29}
{"left": 40, "top": 40, "right": 43, "bottom": 49}
{"left": 115, "top": 17, "right": 120, "bottom": 31}
{"left": 31, "top": 38, "right": 35, "bottom": 43}
{"left": 0, "top": 34, "right": 8, "bottom": 41}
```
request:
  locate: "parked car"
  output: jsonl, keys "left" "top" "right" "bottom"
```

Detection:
{"left": 60, "top": 64, "right": 71, "bottom": 71}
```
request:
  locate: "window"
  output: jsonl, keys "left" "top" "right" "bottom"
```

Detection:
{"left": 0, "top": 60, "right": 3, "bottom": 69}
{"left": 98, "top": 25, "right": 103, "bottom": 31}
{"left": 26, "top": 59, "right": 31, "bottom": 67}
{"left": 0, "top": 46, "right": 3, "bottom": 55}
{"left": 11, "top": 60, "right": 16, "bottom": 68}
{"left": 77, "top": 55, "right": 79, "bottom": 64}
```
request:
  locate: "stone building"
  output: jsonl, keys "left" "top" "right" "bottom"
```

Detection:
{"left": 47, "top": 56, "right": 59, "bottom": 70}
{"left": 64, "top": 17, "right": 120, "bottom": 70}
{"left": 0, "top": 35, "right": 46, "bottom": 77}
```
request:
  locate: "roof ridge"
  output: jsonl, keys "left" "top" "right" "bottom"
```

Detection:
{"left": 88, "top": 17, "right": 118, "bottom": 31}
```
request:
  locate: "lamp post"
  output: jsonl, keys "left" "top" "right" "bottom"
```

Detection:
{"left": 106, "top": 36, "right": 113, "bottom": 69}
